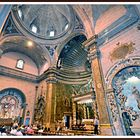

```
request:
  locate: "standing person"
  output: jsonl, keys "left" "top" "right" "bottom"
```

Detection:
{"left": 94, "top": 117, "right": 99, "bottom": 135}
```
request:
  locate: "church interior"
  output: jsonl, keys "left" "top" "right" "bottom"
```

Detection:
{"left": 0, "top": 4, "right": 140, "bottom": 136}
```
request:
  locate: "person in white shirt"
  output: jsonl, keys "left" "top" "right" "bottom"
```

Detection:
{"left": 16, "top": 129, "right": 23, "bottom": 136}
{"left": 10, "top": 127, "right": 17, "bottom": 135}
{"left": 94, "top": 117, "right": 99, "bottom": 135}
{"left": 38, "top": 127, "right": 44, "bottom": 133}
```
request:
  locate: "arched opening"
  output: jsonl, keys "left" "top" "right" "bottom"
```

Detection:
{"left": 112, "top": 66, "right": 140, "bottom": 135}
{"left": 54, "top": 34, "right": 96, "bottom": 131}
{"left": 57, "top": 34, "right": 91, "bottom": 73}
{"left": 0, "top": 88, "right": 26, "bottom": 125}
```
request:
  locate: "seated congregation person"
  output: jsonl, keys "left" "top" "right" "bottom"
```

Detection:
{"left": 0, "top": 126, "right": 7, "bottom": 136}
{"left": 26, "top": 125, "right": 35, "bottom": 135}
{"left": 38, "top": 127, "right": 44, "bottom": 133}
{"left": 16, "top": 128, "right": 23, "bottom": 136}
{"left": 10, "top": 126, "right": 17, "bottom": 135}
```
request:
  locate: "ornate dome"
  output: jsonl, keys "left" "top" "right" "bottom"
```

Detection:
{"left": 12, "top": 5, "right": 73, "bottom": 40}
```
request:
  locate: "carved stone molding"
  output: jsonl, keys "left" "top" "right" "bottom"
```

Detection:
{"left": 46, "top": 74, "right": 57, "bottom": 84}
{"left": 105, "top": 57, "right": 140, "bottom": 135}
{"left": 105, "top": 57, "right": 140, "bottom": 89}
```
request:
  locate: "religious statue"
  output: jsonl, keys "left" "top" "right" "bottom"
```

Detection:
{"left": 122, "top": 111, "right": 135, "bottom": 135}
{"left": 132, "top": 86, "right": 140, "bottom": 109}
{"left": 34, "top": 95, "right": 45, "bottom": 125}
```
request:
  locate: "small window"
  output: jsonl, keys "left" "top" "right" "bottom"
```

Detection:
{"left": 64, "top": 24, "right": 69, "bottom": 31}
{"left": 49, "top": 30, "right": 55, "bottom": 37}
{"left": 18, "top": 9, "right": 22, "bottom": 18}
{"left": 31, "top": 25, "right": 37, "bottom": 33}
{"left": 16, "top": 59, "right": 25, "bottom": 70}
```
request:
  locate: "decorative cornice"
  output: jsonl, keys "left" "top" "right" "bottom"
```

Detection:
{"left": 0, "top": 65, "right": 37, "bottom": 83}
{"left": 97, "top": 5, "right": 139, "bottom": 47}
{"left": 0, "top": 65, "right": 91, "bottom": 85}
{"left": 83, "top": 34, "right": 100, "bottom": 61}
{"left": 82, "top": 34, "right": 98, "bottom": 49}
{"left": 45, "top": 69, "right": 57, "bottom": 83}
{"left": 88, "top": 49, "right": 100, "bottom": 62}
{"left": 40, "top": 67, "right": 91, "bottom": 85}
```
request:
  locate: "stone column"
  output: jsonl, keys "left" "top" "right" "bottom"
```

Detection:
{"left": 83, "top": 35, "right": 112, "bottom": 135}
{"left": 45, "top": 72, "right": 57, "bottom": 131}
{"left": 87, "top": 107, "right": 90, "bottom": 119}
{"left": 32, "top": 86, "right": 38, "bottom": 124}
{"left": 72, "top": 98, "right": 77, "bottom": 125}
{"left": 83, "top": 104, "right": 87, "bottom": 119}
{"left": 69, "top": 116, "right": 72, "bottom": 129}
{"left": 93, "top": 100, "right": 98, "bottom": 118}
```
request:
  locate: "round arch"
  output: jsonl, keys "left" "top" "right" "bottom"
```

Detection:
{"left": 56, "top": 31, "right": 87, "bottom": 60}
{"left": 0, "top": 88, "right": 26, "bottom": 103}
{"left": 105, "top": 57, "right": 140, "bottom": 136}
{"left": 0, "top": 88, "right": 26, "bottom": 120}
{"left": 0, "top": 35, "right": 51, "bottom": 69}
{"left": 105, "top": 57, "right": 140, "bottom": 90}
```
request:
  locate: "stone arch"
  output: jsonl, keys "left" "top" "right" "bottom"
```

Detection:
{"left": 56, "top": 33, "right": 87, "bottom": 71}
{"left": 56, "top": 31, "right": 87, "bottom": 61}
{"left": 0, "top": 88, "right": 26, "bottom": 123}
{"left": 105, "top": 57, "right": 140, "bottom": 135}
{"left": 0, "top": 35, "right": 51, "bottom": 69}
{"left": 105, "top": 57, "right": 140, "bottom": 90}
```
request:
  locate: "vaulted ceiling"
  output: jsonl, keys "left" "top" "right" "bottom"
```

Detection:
{"left": 0, "top": 4, "right": 125, "bottom": 74}
{"left": 15, "top": 5, "right": 73, "bottom": 39}
{"left": 0, "top": 36, "right": 50, "bottom": 68}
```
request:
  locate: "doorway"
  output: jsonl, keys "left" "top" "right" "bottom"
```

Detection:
{"left": 64, "top": 115, "right": 70, "bottom": 129}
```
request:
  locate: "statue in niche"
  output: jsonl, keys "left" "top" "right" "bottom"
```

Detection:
{"left": 132, "top": 86, "right": 140, "bottom": 109}
{"left": 122, "top": 111, "right": 135, "bottom": 135}
{"left": 34, "top": 95, "right": 45, "bottom": 125}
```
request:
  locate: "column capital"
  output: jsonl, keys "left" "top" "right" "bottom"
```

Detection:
{"left": 88, "top": 49, "right": 100, "bottom": 62}
{"left": 46, "top": 75, "right": 57, "bottom": 83}
{"left": 83, "top": 34, "right": 100, "bottom": 61}
{"left": 83, "top": 34, "right": 98, "bottom": 49}
{"left": 45, "top": 68, "right": 57, "bottom": 83}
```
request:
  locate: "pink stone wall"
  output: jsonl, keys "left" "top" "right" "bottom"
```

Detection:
{"left": 95, "top": 6, "right": 126, "bottom": 34}
{"left": 0, "top": 75, "right": 37, "bottom": 125}
{"left": 39, "top": 63, "right": 49, "bottom": 75}
{"left": 37, "top": 80, "right": 47, "bottom": 100}
{"left": 0, "top": 52, "right": 38, "bottom": 75}
{"left": 100, "top": 24, "right": 140, "bottom": 78}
